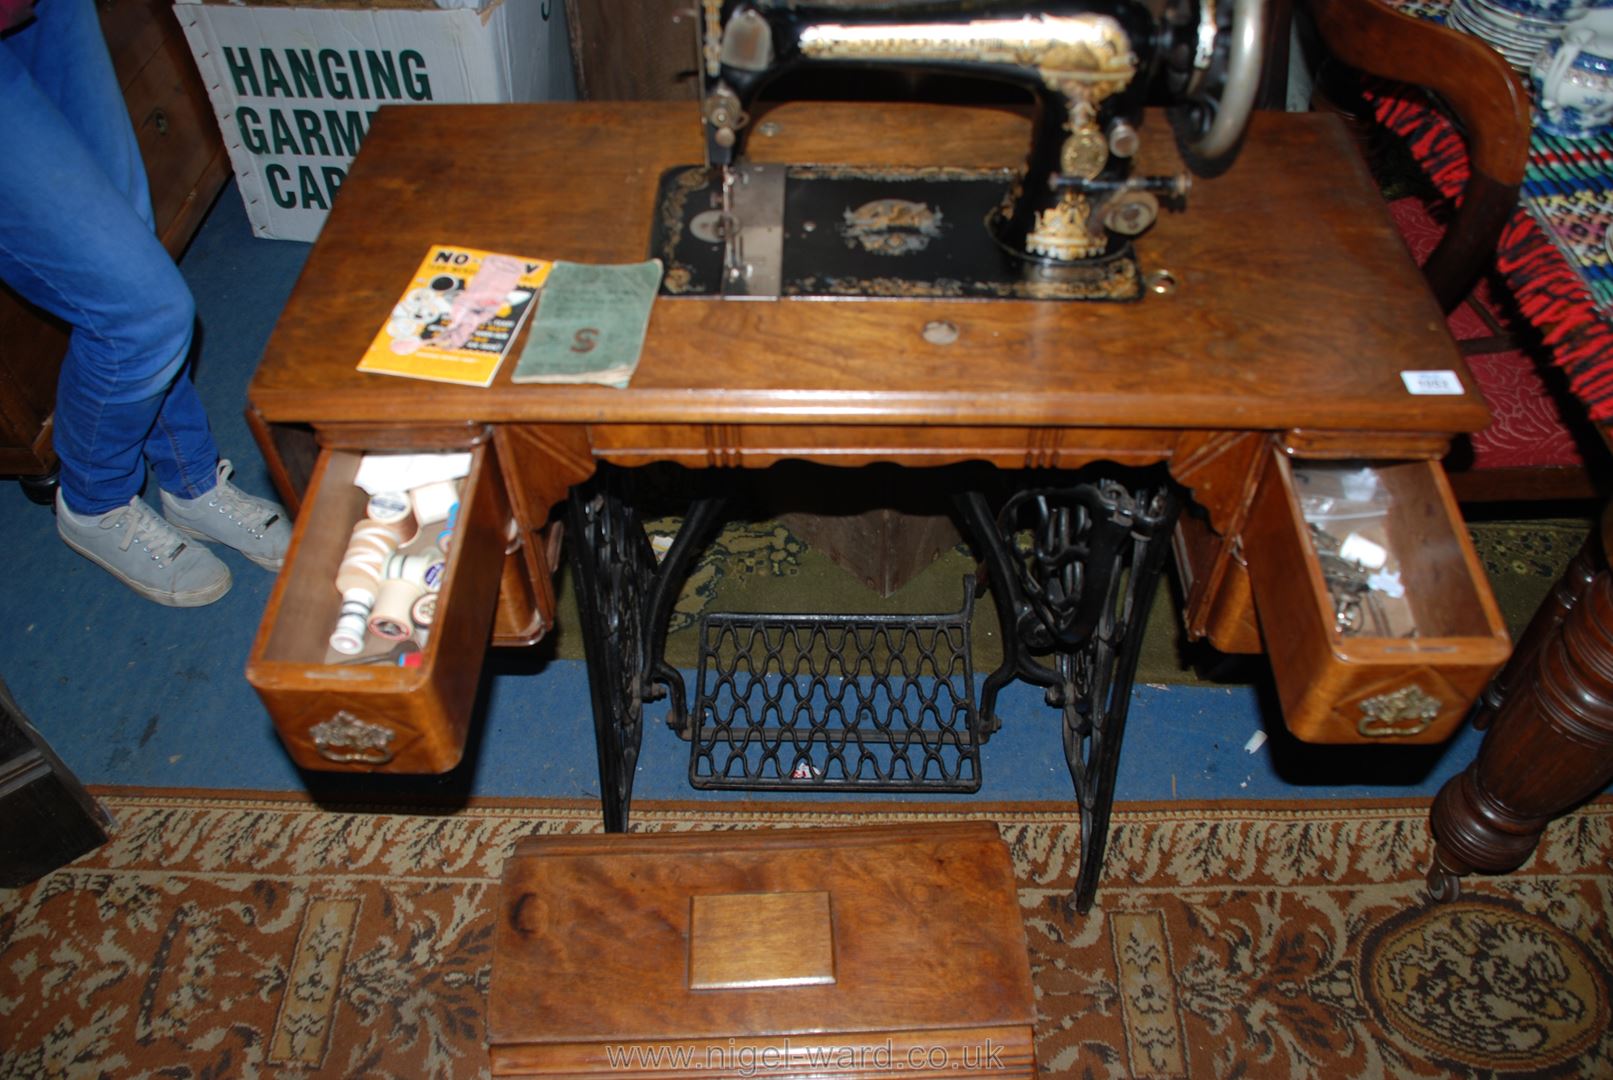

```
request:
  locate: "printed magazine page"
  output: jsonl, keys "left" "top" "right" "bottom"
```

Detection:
{"left": 357, "top": 245, "right": 552, "bottom": 386}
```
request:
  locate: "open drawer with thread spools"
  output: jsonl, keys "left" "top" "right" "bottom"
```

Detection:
{"left": 1244, "top": 448, "right": 1510, "bottom": 745}
{"left": 246, "top": 440, "right": 515, "bottom": 772}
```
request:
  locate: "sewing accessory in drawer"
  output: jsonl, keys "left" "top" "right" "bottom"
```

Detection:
{"left": 1244, "top": 452, "right": 1510, "bottom": 745}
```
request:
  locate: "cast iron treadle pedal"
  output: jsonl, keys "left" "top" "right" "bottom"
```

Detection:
{"left": 688, "top": 584, "right": 983, "bottom": 792}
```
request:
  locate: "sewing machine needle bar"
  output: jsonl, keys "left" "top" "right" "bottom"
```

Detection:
{"left": 723, "top": 163, "right": 786, "bottom": 299}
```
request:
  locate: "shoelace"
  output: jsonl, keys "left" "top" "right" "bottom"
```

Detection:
{"left": 204, "top": 462, "right": 281, "bottom": 537}
{"left": 105, "top": 500, "right": 186, "bottom": 565}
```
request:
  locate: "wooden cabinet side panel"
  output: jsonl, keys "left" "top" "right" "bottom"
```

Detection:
{"left": 564, "top": 0, "right": 696, "bottom": 102}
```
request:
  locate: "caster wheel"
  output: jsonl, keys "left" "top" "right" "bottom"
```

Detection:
{"left": 18, "top": 466, "right": 58, "bottom": 507}
{"left": 1426, "top": 863, "right": 1462, "bottom": 902}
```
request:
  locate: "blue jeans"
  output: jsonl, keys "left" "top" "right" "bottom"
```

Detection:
{"left": 0, "top": 0, "right": 218, "bottom": 514}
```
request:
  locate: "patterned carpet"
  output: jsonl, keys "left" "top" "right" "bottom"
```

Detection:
{"left": 2, "top": 791, "right": 1610, "bottom": 1078}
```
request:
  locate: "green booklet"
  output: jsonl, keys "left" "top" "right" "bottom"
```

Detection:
{"left": 511, "top": 258, "right": 662, "bottom": 388}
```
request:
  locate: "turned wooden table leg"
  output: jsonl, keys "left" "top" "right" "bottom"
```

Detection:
{"left": 1428, "top": 505, "right": 1613, "bottom": 899}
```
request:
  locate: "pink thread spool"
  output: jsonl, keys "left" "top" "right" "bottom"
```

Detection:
{"left": 328, "top": 517, "right": 410, "bottom": 655}
{"left": 410, "top": 590, "right": 438, "bottom": 630}
{"left": 368, "top": 579, "right": 423, "bottom": 641}
{"left": 366, "top": 545, "right": 444, "bottom": 642}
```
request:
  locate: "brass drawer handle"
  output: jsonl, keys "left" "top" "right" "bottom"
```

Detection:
{"left": 309, "top": 710, "right": 396, "bottom": 764}
{"left": 1357, "top": 686, "right": 1441, "bottom": 738}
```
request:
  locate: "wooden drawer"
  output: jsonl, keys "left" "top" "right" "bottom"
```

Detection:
{"left": 245, "top": 443, "right": 511, "bottom": 773}
{"left": 1245, "top": 450, "right": 1510, "bottom": 744}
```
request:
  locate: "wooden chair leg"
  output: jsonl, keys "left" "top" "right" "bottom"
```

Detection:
{"left": 1428, "top": 502, "right": 1613, "bottom": 898}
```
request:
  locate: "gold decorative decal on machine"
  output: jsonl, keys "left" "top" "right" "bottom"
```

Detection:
{"left": 702, "top": 0, "right": 724, "bottom": 76}
{"left": 797, "top": 14, "right": 1136, "bottom": 99}
{"left": 310, "top": 710, "right": 397, "bottom": 764}
{"left": 794, "top": 14, "right": 1132, "bottom": 198}
{"left": 1027, "top": 190, "right": 1106, "bottom": 261}
{"left": 658, "top": 167, "right": 717, "bottom": 294}
{"left": 1060, "top": 121, "right": 1109, "bottom": 181}
{"left": 840, "top": 198, "right": 945, "bottom": 255}
{"left": 789, "top": 258, "right": 1138, "bottom": 301}
{"left": 1357, "top": 686, "right": 1443, "bottom": 738}
{"left": 789, "top": 164, "right": 1014, "bottom": 183}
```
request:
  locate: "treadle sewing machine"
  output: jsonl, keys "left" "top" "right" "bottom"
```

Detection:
{"left": 658, "top": 0, "right": 1265, "bottom": 300}
{"left": 243, "top": 0, "right": 1513, "bottom": 917}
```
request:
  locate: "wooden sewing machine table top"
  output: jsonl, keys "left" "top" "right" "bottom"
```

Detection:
{"left": 249, "top": 100, "right": 1486, "bottom": 447}
{"left": 244, "top": 100, "right": 1510, "bottom": 771}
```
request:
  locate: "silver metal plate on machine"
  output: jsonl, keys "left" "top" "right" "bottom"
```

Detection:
{"left": 722, "top": 163, "right": 786, "bottom": 299}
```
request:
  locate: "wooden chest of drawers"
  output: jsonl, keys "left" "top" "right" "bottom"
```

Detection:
{"left": 488, "top": 822, "right": 1038, "bottom": 1078}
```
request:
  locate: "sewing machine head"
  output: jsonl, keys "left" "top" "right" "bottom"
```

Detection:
{"left": 652, "top": 0, "right": 1268, "bottom": 300}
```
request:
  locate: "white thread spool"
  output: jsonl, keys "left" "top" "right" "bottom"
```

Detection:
{"left": 329, "top": 590, "right": 374, "bottom": 655}
{"left": 410, "top": 480, "right": 459, "bottom": 525}
{"left": 383, "top": 547, "right": 445, "bottom": 590}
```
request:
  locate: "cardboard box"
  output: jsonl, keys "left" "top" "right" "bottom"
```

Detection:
{"left": 175, "top": 0, "right": 574, "bottom": 241}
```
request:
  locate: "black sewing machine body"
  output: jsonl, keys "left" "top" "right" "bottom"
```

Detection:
{"left": 651, "top": 0, "right": 1266, "bottom": 300}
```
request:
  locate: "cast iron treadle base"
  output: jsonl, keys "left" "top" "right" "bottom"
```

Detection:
{"left": 687, "top": 584, "right": 984, "bottom": 792}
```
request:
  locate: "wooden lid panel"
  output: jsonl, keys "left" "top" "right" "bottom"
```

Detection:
{"left": 252, "top": 103, "right": 1487, "bottom": 437}
{"left": 488, "top": 823, "right": 1034, "bottom": 1045}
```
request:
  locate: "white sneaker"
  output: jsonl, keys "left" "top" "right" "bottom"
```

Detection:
{"left": 161, "top": 460, "right": 291, "bottom": 571}
{"left": 57, "top": 492, "right": 232, "bottom": 607}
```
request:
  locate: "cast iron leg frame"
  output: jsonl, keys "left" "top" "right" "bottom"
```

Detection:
{"left": 956, "top": 471, "right": 1181, "bottom": 912}
{"left": 565, "top": 470, "right": 725, "bottom": 830}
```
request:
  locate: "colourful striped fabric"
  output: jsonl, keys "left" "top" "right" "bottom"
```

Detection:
{"left": 1527, "top": 131, "right": 1613, "bottom": 315}
{"left": 1370, "top": 0, "right": 1613, "bottom": 420}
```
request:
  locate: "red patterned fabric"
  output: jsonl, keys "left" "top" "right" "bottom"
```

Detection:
{"left": 1369, "top": 82, "right": 1613, "bottom": 425}
{"left": 1387, "top": 197, "right": 1586, "bottom": 470}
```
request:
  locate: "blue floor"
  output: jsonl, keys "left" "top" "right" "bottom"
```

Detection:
{"left": 0, "top": 184, "right": 1490, "bottom": 807}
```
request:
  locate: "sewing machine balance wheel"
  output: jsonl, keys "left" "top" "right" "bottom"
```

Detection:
{"left": 1170, "top": 0, "right": 1270, "bottom": 178}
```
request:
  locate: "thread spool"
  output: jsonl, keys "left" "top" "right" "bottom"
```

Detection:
{"left": 410, "top": 480, "right": 459, "bottom": 525}
{"left": 437, "top": 501, "right": 460, "bottom": 553}
{"left": 383, "top": 547, "right": 446, "bottom": 591}
{"left": 329, "top": 517, "right": 409, "bottom": 655}
{"left": 329, "top": 589, "right": 374, "bottom": 655}
{"left": 369, "top": 578, "right": 424, "bottom": 640}
{"left": 342, "top": 517, "right": 409, "bottom": 574}
{"left": 366, "top": 491, "right": 416, "bottom": 541}
{"left": 410, "top": 590, "right": 438, "bottom": 629}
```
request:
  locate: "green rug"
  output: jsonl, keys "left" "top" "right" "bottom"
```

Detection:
{"left": 542, "top": 512, "right": 1590, "bottom": 685}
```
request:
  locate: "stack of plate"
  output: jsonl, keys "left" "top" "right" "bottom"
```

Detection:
{"left": 1447, "top": 0, "right": 1576, "bottom": 72}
